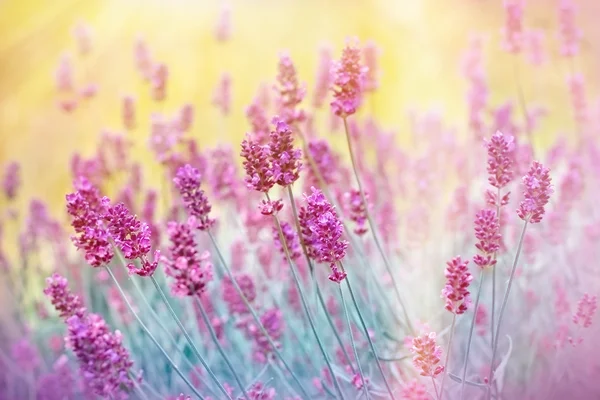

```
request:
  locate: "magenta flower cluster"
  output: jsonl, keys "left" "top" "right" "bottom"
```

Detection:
{"left": 275, "top": 53, "right": 305, "bottom": 125}
{"left": 269, "top": 117, "right": 302, "bottom": 187}
{"left": 66, "top": 313, "right": 136, "bottom": 399}
{"left": 331, "top": 38, "right": 366, "bottom": 118}
{"left": 517, "top": 161, "right": 553, "bottom": 223}
{"left": 299, "top": 187, "right": 348, "bottom": 283}
{"left": 43, "top": 273, "right": 85, "bottom": 319}
{"left": 173, "top": 164, "right": 215, "bottom": 230}
{"left": 473, "top": 209, "right": 501, "bottom": 268}
{"left": 441, "top": 256, "right": 473, "bottom": 314}
{"left": 164, "top": 221, "right": 213, "bottom": 297}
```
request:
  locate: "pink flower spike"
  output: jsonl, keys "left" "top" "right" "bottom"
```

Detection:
{"left": 240, "top": 137, "right": 274, "bottom": 193}
{"left": 343, "top": 189, "right": 370, "bottom": 236}
{"left": 55, "top": 53, "right": 74, "bottom": 93}
{"left": 214, "top": 2, "right": 232, "bottom": 42}
{"left": 410, "top": 332, "right": 444, "bottom": 377}
{"left": 212, "top": 73, "right": 231, "bottom": 116}
{"left": 274, "top": 53, "right": 305, "bottom": 124}
{"left": 259, "top": 199, "right": 283, "bottom": 216}
{"left": 2, "top": 161, "right": 20, "bottom": 200}
{"left": 173, "top": 164, "right": 215, "bottom": 231}
{"left": 362, "top": 40, "right": 380, "bottom": 92}
{"left": 502, "top": 0, "right": 525, "bottom": 54}
{"left": 573, "top": 293, "right": 597, "bottom": 328}
{"left": 313, "top": 44, "right": 333, "bottom": 109}
{"left": 558, "top": 0, "right": 582, "bottom": 57}
{"left": 486, "top": 131, "right": 514, "bottom": 189}
{"left": 43, "top": 273, "right": 85, "bottom": 319}
{"left": 442, "top": 256, "right": 473, "bottom": 314}
{"left": 269, "top": 117, "right": 302, "bottom": 187}
{"left": 473, "top": 209, "right": 501, "bottom": 268}
{"left": 516, "top": 161, "right": 553, "bottom": 223}
{"left": 151, "top": 63, "right": 168, "bottom": 101}
{"left": 330, "top": 37, "right": 367, "bottom": 118}
{"left": 400, "top": 379, "right": 429, "bottom": 399}
{"left": 122, "top": 95, "right": 136, "bottom": 130}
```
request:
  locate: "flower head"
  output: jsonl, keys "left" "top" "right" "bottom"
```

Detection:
{"left": 250, "top": 308, "right": 284, "bottom": 362}
{"left": 104, "top": 202, "right": 159, "bottom": 276}
{"left": 299, "top": 187, "right": 348, "bottom": 282}
{"left": 269, "top": 117, "right": 302, "bottom": 187}
{"left": 558, "top": 0, "right": 582, "bottom": 57}
{"left": 66, "top": 313, "right": 137, "bottom": 399}
{"left": 44, "top": 273, "right": 85, "bottom": 319}
{"left": 122, "top": 95, "right": 136, "bottom": 130}
{"left": 304, "top": 139, "right": 340, "bottom": 191}
{"left": 2, "top": 161, "right": 20, "bottom": 200}
{"left": 331, "top": 38, "right": 367, "bottom": 118}
{"left": 241, "top": 137, "right": 274, "bottom": 192}
{"left": 502, "top": 0, "right": 525, "bottom": 53}
{"left": 174, "top": 164, "right": 215, "bottom": 230}
{"left": 223, "top": 273, "right": 256, "bottom": 315}
{"left": 362, "top": 40, "right": 380, "bottom": 92}
{"left": 486, "top": 131, "right": 514, "bottom": 189}
{"left": 212, "top": 72, "right": 232, "bottom": 115}
{"left": 573, "top": 293, "right": 597, "bottom": 328}
{"left": 66, "top": 178, "right": 113, "bottom": 267}
{"left": 344, "top": 189, "right": 369, "bottom": 236}
{"left": 272, "top": 221, "right": 302, "bottom": 261}
{"left": 151, "top": 63, "right": 168, "bottom": 101}
{"left": 473, "top": 209, "right": 501, "bottom": 268}
{"left": 164, "top": 221, "right": 213, "bottom": 297}
{"left": 400, "top": 379, "right": 429, "bottom": 400}
{"left": 244, "top": 382, "right": 276, "bottom": 400}
{"left": 517, "top": 161, "right": 553, "bottom": 223}
{"left": 274, "top": 53, "right": 305, "bottom": 124}
{"left": 410, "top": 332, "right": 444, "bottom": 377}
{"left": 441, "top": 256, "right": 473, "bottom": 314}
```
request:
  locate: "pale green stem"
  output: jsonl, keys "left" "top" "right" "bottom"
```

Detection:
{"left": 487, "top": 220, "right": 529, "bottom": 399}
{"left": 339, "top": 284, "right": 370, "bottom": 399}
{"left": 269, "top": 197, "right": 345, "bottom": 399}
{"left": 491, "top": 187, "right": 501, "bottom": 352}
{"left": 344, "top": 271, "right": 396, "bottom": 399}
{"left": 207, "top": 229, "right": 310, "bottom": 399}
{"left": 343, "top": 116, "right": 414, "bottom": 335}
{"left": 432, "top": 377, "right": 440, "bottom": 400}
{"left": 104, "top": 267, "right": 204, "bottom": 399}
{"left": 460, "top": 270, "right": 485, "bottom": 400}
{"left": 439, "top": 314, "right": 457, "bottom": 399}
{"left": 285, "top": 185, "right": 355, "bottom": 371}
{"left": 194, "top": 296, "right": 250, "bottom": 400}
{"left": 149, "top": 276, "right": 231, "bottom": 399}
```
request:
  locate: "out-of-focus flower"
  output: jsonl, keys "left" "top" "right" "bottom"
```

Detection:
{"left": 517, "top": 161, "right": 553, "bottom": 223}
{"left": 274, "top": 54, "right": 305, "bottom": 124}
{"left": 573, "top": 293, "right": 597, "bottom": 328}
{"left": 214, "top": 2, "right": 232, "bottom": 42}
{"left": 410, "top": 332, "right": 444, "bottom": 377}
{"left": 249, "top": 308, "right": 284, "bottom": 363}
{"left": 11, "top": 338, "right": 40, "bottom": 373}
{"left": 179, "top": 103, "right": 194, "bottom": 132}
{"left": 44, "top": 273, "right": 85, "bottom": 319}
{"left": 151, "top": 63, "right": 168, "bottom": 101}
{"left": 568, "top": 73, "right": 588, "bottom": 127}
{"left": 502, "top": 0, "right": 525, "bottom": 54}
{"left": 272, "top": 221, "right": 301, "bottom": 260}
{"left": 66, "top": 313, "right": 136, "bottom": 399}
{"left": 55, "top": 53, "right": 74, "bottom": 92}
{"left": 36, "top": 355, "right": 75, "bottom": 400}
{"left": 442, "top": 256, "right": 472, "bottom": 314}
{"left": 400, "top": 379, "right": 429, "bottom": 399}
{"left": 223, "top": 273, "right": 256, "bottom": 315}
{"left": 72, "top": 21, "right": 92, "bottom": 55}
{"left": 244, "top": 382, "right": 276, "bottom": 400}
{"left": 558, "top": 0, "right": 582, "bottom": 57}
{"left": 2, "top": 161, "right": 20, "bottom": 200}
{"left": 344, "top": 189, "right": 369, "bottom": 236}
{"left": 525, "top": 29, "right": 546, "bottom": 66}
{"left": 331, "top": 38, "right": 366, "bottom": 118}
{"left": 362, "top": 40, "right": 380, "bottom": 92}
{"left": 313, "top": 44, "right": 333, "bottom": 109}
{"left": 122, "top": 95, "right": 136, "bottom": 130}
{"left": 164, "top": 221, "right": 213, "bottom": 297}
{"left": 212, "top": 73, "right": 232, "bottom": 116}
{"left": 134, "top": 36, "right": 153, "bottom": 80}
{"left": 174, "top": 164, "right": 215, "bottom": 231}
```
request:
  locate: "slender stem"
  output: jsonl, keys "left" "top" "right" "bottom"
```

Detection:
{"left": 114, "top": 252, "right": 217, "bottom": 397}
{"left": 269, "top": 195, "right": 345, "bottom": 399}
{"left": 149, "top": 276, "right": 231, "bottom": 400}
{"left": 194, "top": 297, "right": 249, "bottom": 400}
{"left": 439, "top": 314, "right": 457, "bottom": 399}
{"left": 487, "top": 220, "right": 529, "bottom": 398}
{"left": 345, "top": 273, "right": 396, "bottom": 399}
{"left": 286, "top": 186, "right": 355, "bottom": 372}
{"left": 339, "top": 285, "right": 370, "bottom": 399}
{"left": 343, "top": 117, "right": 414, "bottom": 335}
{"left": 460, "top": 270, "right": 485, "bottom": 400}
{"left": 512, "top": 55, "right": 535, "bottom": 158}
{"left": 104, "top": 267, "right": 204, "bottom": 399}
{"left": 491, "top": 187, "right": 501, "bottom": 351}
{"left": 207, "top": 229, "right": 310, "bottom": 399}
{"left": 432, "top": 377, "right": 440, "bottom": 400}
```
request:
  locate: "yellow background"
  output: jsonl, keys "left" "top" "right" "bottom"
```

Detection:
{"left": 0, "top": 0, "right": 598, "bottom": 217}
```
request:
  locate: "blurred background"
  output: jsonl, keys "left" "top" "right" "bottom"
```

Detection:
{"left": 0, "top": 0, "right": 599, "bottom": 215}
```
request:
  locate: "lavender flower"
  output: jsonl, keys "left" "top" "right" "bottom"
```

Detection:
{"left": 269, "top": 117, "right": 302, "bottom": 187}
{"left": 174, "top": 164, "right": 215, "bottom": 230}
{"left": 2, "top": 161, "right": 20, "bottom": 200}
{"left": 44, "top": 273, "right": 85, "bottom": 319}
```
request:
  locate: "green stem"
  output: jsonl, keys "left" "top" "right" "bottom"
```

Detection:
{"left": 270, "top": 197, "right": 345, "bottom": 399}
{"left": 459, "top": 270, "right": 485, "bottom": 400}
{"left": 194, "top": 296, "right": 249, "bottom": 400}
{"left": 104, "top": 267, "right": 204, "bottom": 399}
{"left": 149, "top": 276, "right": 231, "bottom": 399}
{"left": 344, "top": 272, "right": 396, "bottom": 399}
{"left": 439, "top": 314, "right": 457, "bottom": 399}
{"left": 343, "top": 117, "right": 414, "bottom": 335}
{"left": 339, "top": 285, "right": 370, "bottom": 399}
{"left": 207, "top": 229, "right": 310, "bottom": 399}
{"left": 487, "top": 220, "right": 528, "bottom": 399}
